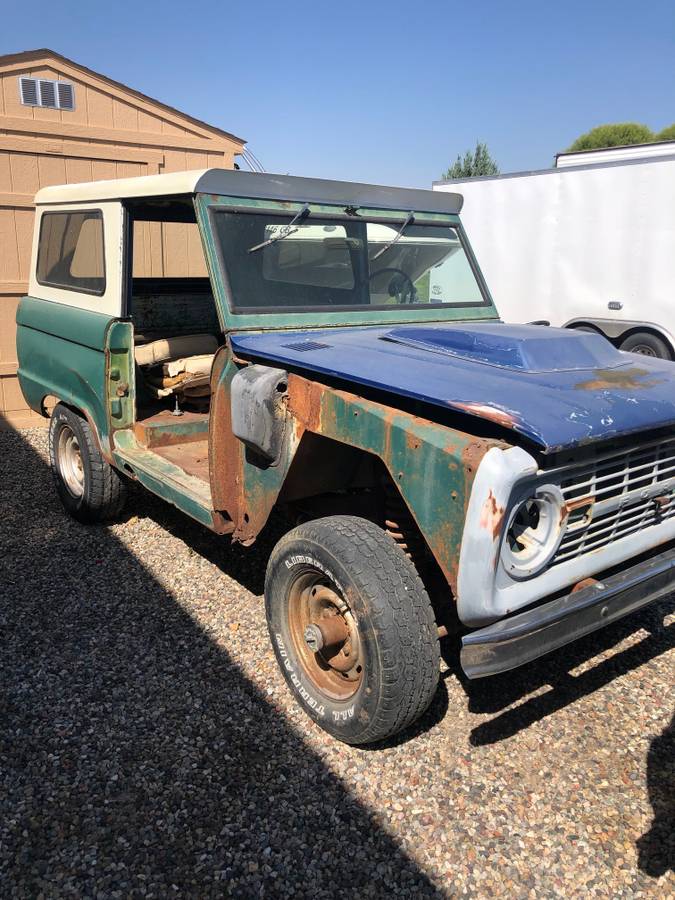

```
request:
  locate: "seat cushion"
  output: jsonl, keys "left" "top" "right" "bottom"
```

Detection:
{"left": 135, "top": 333, "right": 219, "bottom": 368}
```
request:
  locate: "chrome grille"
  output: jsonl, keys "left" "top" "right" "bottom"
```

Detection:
{"left": 552, "top": 437, "right": 675, "bottom": 565}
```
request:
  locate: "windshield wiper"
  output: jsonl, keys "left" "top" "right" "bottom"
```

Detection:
{"left": 248, "top": 203, "right": 311, "bottom": 253}
{"left": 370, "top": 210, "right": 415, "bottom": 261}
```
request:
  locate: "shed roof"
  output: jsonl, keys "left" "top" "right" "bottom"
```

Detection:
{"left": 35, "top": 168, "right": 464, "bottom": 214}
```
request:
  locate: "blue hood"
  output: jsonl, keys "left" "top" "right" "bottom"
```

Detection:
{"left": 229, "top": 322, "right": 675, "bottom": 452}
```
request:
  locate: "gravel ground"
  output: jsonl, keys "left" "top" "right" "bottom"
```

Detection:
{"left": 1, "top": 425, "right": 673, "bottom": 898}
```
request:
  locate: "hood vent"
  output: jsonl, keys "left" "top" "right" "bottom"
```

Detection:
{"left": 283, "top": 340, "right": 331, "bottom": 352}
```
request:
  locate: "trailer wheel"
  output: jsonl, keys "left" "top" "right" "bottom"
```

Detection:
{"left": 49, "top": 404, "right": 127, "bottom": 523}
{"left": 265, "top": 515, "right": 440, "bottom": 745}
{"left": 619, "top": 331, "right": 671, "bottom": 360}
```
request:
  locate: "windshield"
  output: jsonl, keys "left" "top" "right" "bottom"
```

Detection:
{"left": 212, "top": 210, "right": 488, "bottom": 314}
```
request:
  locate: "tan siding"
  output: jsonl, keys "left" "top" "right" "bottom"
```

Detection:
{"left": 0, "top": 152, "right": 11, "bottom": 190}
{"left": 2, "top": 72, "right": 30, "bottom": 118}
{"left": 0, "top": 50, "right": 243, "bottom": 425}
{"left": 112, "top": 98, "right": 139, "bottom": 132}
{"left": 91, "top": 159, "right": 117, "bottom": 180}
{"left": 85, "top": 86, "right": 115, "bottom": 129}
{"left": 65, "top": 77, "right": 90, "bottom": 126}
{"left": 9, "top": 151, "right": 40, "bottom": 194}
{"left": 0, "top": 208, "right": 20, "bottom": 280}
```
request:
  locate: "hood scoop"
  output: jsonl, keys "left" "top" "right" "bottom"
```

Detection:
{"left": 380, "top": 323, "right": 624, "bottom": 373}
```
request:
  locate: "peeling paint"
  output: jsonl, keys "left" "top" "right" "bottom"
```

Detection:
{"left": 453, "top": 401, "right": 520, "bottom": 431}
{"left": 478, "top": 490, "right": 505, "bottom": 541}
{"left": 574, "top": 367, "right": 664, "bottom": 392}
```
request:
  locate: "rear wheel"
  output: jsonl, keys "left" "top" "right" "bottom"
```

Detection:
{"left": 49, "top": 404, "right": 126, "bottom": 523}
{"left": 619, "top": 331, "right": 671, "bottom": 359}
{"left": 265, "top": 515, "right": 440, "bottom": 745}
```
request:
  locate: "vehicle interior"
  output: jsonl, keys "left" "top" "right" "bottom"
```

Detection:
{"left": 123, "top": 196, "right": 223, "bottom": 495}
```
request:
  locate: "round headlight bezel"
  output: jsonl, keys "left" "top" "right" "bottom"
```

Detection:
{"left": 501, "top": 483, "right": 567, "bottom": 580}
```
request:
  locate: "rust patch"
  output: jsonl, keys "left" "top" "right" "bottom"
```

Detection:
{"left": 479, "top": 490, "right": 505, "bottom": 542}
{"left": 561, "top": 494, "right": 594, "bottom": 526}
{"left": 452, "top": 401, "right": 519, "bottom": 430}
{"left": 287, "top": 374, "right": 323, "bottom": 433}
{"left": 406, "top": 431, "right": 422, "bottom": 451}
{"left": 566, "top": 494, "right": 594, "bottom": 511}
{"left": 574, "top": 367, "right": 663, "bottom": 391}
{"left": 571, "top": 577, "right": 599, "bottom": 594}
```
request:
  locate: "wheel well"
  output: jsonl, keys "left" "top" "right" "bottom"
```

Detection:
{"left": 45, "top": 397, "right": 107, "bottom": 458}
{"left": 40, "top": 394, "right": 60, "bottom": 418}
{"left": 566, "top": 322, "right": 675, "bottom": 357}
{"left": 278, "top": 433, "right": 456, "bottom": 627}
{"left": 613, "top": 326, "right": 674, "bottom": 358}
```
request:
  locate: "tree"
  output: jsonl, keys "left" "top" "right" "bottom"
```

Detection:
{"left": 567, "top": 122, "right": 654, "bottom": 152}
{"left": 442, "top": 141, "right": 499, "bottom": 179}
{"left": 655, "top": 124, "right": 675, "bottom": 142}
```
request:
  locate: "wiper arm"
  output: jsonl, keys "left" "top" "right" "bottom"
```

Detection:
{"left": 248, "top": 203, "right": 311, "bottom": 253}
{"left": 370, "top": 210, "right": 415, "bottom": 261}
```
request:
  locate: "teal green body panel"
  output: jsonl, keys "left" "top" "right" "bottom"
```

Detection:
{"left": 106, "top": 320, "right": 135, "bottom": 431}
{"left": 194, "top": 193, "right": 500, "bottom": 332}
{"left": 16, "top": 297, "right": 114, "bottom": 447}
{"left": 112, "top": 429, "right": 215, "bottom": 528}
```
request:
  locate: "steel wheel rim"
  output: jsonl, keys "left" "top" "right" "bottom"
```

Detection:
{"left": 631, "top": 344, "right": 656, "bottom": 356}
{"left": 57, "top": 425, "right": 85, "bottom": 497}
{"left": 287, "top": 570, "right": 363, "bottom": 702}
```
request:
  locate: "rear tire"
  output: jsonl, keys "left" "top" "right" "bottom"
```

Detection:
{"left": 265, "top": 515, "right": 440, "bottom": 745}
{"left": 619, "top": 331, "right": 671, "bottom": 360}
{"left": 49, "top": 404, "right": 127, "bottom": 523}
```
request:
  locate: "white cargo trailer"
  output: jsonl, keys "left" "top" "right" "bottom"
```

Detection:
{"left": 433, "top": 141, "right": 675, "bottom": 358}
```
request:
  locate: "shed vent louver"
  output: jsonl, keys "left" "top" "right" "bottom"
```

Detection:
{"left": 38, "top": 80, "right": 57, "bottom": 108}
{"left": 56, "top": 81, "right": 74, "bottom": 110}
{"left": 19, "top": 77, "right": 38, "bottom": 106}
{"left": 19, "top": 76, "right": 75, "bottom": 110}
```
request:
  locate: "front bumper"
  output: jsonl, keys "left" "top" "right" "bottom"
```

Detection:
{"left": 461, "top": 545, "right": 675, "bottom": 678}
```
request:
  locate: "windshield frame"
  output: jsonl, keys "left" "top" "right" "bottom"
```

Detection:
{"left": 195, "top": 192, "right": 500, "bottom": 331}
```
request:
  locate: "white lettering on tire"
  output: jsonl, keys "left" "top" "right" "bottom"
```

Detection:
{"left": 274, "top": 632, "right": 326, "bottom": 718}
{"left": 283, "top": 555, "right": 345, "bottom": 595}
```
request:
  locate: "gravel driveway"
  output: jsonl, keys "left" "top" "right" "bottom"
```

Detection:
{"left": 1, "top": 425, "right": 673, "bottom": 898}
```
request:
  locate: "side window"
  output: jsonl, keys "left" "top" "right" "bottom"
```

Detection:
{"left": 36, "top": 210, "right": 106, "bottom": 295}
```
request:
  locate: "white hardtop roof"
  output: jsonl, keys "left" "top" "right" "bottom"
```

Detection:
{"left": 35, "top": 168, "right": 464, "bottom": 215}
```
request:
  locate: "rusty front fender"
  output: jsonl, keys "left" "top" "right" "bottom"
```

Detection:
{"left": 209, "top": 356, "right": 505, "bottom": 588}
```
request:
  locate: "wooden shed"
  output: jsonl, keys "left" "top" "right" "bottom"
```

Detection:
{"left": 0, "top": 48, "right": 246, "bottom": 427}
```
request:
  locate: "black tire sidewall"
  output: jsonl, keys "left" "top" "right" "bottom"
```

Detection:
{"left": 49, "top": 406, "right": 97, "bottom": 521}
{"left": 265, "top": 537, "right": 385, "bottom": 744}
{"left": 620, "top": 332, "right": 671, "bottom": 360}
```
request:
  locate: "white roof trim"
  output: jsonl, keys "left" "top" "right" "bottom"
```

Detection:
{"left": 35, "top": 169, "right": 210, "bottom": 204}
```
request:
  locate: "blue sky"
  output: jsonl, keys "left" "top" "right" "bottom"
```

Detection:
{"left": 3, "top": 0, "right": 674, "bottom": 187}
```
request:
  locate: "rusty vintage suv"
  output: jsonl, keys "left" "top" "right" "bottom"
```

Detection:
{"left": 16, "top": 169, "right": 675, "bottom": 744}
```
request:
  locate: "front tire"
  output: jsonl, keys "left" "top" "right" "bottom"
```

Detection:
{"left": 49, "top": 404, "right": 127, "bottom": 523}
{"left": 265, "top": 515, "right": 440, "bottom": 745}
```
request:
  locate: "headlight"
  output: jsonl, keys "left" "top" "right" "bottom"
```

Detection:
{"left": 501, "top": 484, "right": 566, "bottom": 579}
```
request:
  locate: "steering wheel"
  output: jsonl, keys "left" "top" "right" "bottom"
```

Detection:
{"left": 368, "top": 267, "right": 417, "bottom": 304}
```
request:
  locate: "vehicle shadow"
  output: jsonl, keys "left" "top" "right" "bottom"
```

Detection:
{"left": 439, "top": 599, "right": 674, "bottom": 748}
{"left": 139, "top": 478, "right": 674, "bottom": 753}
{"left": 127, "top": 478, "right": 452, "bottom": 744}
{"left": 0, "top": 420, "right": 442, "bottom": 897}
{"left": 636, "top": 712, "right": 674, "bottom": 877}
